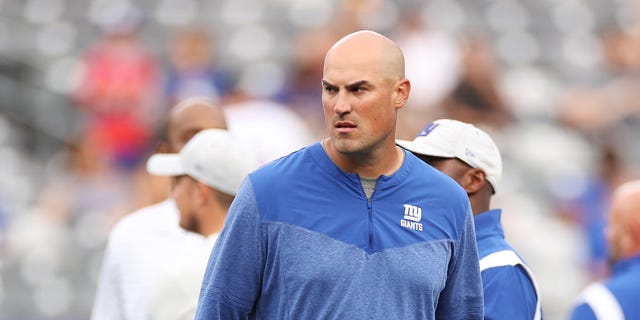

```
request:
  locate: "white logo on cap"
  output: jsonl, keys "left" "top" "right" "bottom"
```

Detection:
{"left": 465, "top": 148, "right": 476, "bottom": 158}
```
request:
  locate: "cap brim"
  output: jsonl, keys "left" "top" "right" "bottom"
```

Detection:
{"left": 146, "top": 154, "right": 185, "bottom": 176}
{"left": 396, "top": 139, "right": 454, "bottom": 158}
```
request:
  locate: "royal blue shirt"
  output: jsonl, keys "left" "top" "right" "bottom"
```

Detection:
{"left": 570, "top": 255, "right": 640, "bottom": 320}
{"left": 475, "top": 209, "right": 541, "bottom": 320}
{"left": 195, "top": 142, "right": 483, "bottom": 319}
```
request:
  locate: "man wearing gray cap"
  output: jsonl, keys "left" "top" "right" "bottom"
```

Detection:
{"left": 146, "top": 128, "right": 259, "bottom": 320}
{"left": 397, "top": 119, "right": 542, "bottom": 320}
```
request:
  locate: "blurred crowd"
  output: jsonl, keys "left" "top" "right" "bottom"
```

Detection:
{"left": 1, "top": 0, "right": 640, "bottom": 318}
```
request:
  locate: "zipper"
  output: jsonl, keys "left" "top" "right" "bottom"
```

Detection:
{"left": 359, "top": 176, "right": 376, "bottom": 252}
{"left": 367, "top": 197, "right": 373, "bottom": 250}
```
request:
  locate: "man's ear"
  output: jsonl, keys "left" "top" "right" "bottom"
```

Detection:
{"left": 196, "top": 182, "right": 212, "bottom": 206}
{"left": 464, "top": 169, "right": 487, "bottom": 194}
{"left": 393, "top": 79, "right": 410, "bottom": 109}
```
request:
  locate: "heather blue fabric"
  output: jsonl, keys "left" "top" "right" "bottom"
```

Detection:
{"left": 475, "top": 210, "right": 540, "bottom": 319}
{"left": 195, "top": 142, "right": 483, "bottom": 319}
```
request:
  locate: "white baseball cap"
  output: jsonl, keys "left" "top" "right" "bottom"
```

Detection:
{"left": 146, "top": 129, "right": 259, "bottom": 195}
{"left": 396, "top": 119, "right": 503, "bottom": 193}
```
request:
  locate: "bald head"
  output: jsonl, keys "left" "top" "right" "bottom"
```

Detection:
{"left": 165, "top": 97, "right": 227, "bottom": 152}
{"left": 324, "top": 30, "right": 406, "bottom": 82}
{"left": 320, "top": 30, "right": 411, "bottom": 175}
{"left": 608, "top": 180, "right": 640, "bottom": 261}
{"left": 610, "top": 180, "right": 640, "bottom": 231}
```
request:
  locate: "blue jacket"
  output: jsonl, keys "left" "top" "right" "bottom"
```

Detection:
{"left": 570, "top": 255, "right": 640, "bottom": 320}
{"left": 195, "top": 142, "right": 483, "bottom": 319}
{"left": 475, "top": 209, "right": 541, "bottom": 320}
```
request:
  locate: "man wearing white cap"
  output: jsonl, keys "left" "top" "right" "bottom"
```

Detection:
{"left": 146, "top": 128, "right": 259, "bottom": 320}
{"left": 92, "top": 98, "right": 227, "bottom": 320}
{"left": 397, "top": 119, "right": 542, "bottom": 320}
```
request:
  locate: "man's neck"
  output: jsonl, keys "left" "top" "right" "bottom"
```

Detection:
{"left": 323, "top": 138, "right": 404, "bottom": 178}
{"left": 198, "top": 206, "right": 226, "bottom": 237}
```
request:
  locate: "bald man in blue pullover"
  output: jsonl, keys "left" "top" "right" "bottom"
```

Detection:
{"left": 195, "top": 31, "right": 483, "bottom": 319}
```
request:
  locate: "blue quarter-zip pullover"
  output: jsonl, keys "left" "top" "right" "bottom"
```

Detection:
{"left": 196, "top": 142, "right": 483, "bottom": 319}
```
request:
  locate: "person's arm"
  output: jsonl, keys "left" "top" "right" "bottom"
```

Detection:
{"left": 482, "top": 265, "right": 539, "bottom": 319}
{"left": 195, "top": 179, "right": 263, "bottom": 319}
{"left": 569, "top": 303, "right": 597, "bottom": 320}
{"left": 435, "top": 206, "right": 484, "bottom": 319}
{"left": 569, "top": 283, "right": 622, "bottom": 320}
{"left": 91, "top": 236, "right": 125, "bottom": 320}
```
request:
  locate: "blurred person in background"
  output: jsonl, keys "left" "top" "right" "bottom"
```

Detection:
{"left": 133, "top": 25, "right": 237, "bottom": 210}
{"left": 393, "top": 5, "right": 462, "bottom": 139}
{"left": 32, "top": 125, "right": 133, "bottom": 226}
{"left": 222, "top": 83, "right": 316, "bottom": 165}
{"left": 276, "top": 27, "right": 341, "bottom": 138}
{"left": 72, "top": 5, "right": 160, "bottom": 171}
{"left": 554, "top": 142, "right": 632, "bottom": 280}
{"left": 597, "top": 27, "right": 640, "bottom": 149}
{"left": 145, "top": 129, "right": 258, "bottom": 320}
{"left": 542, "top": 40, "right": 640, "bottom": 314}
{"left": 397, "top": 119, "right": 542, "bottom": 320}
{"left": 163, "top": 26, "right": 234, "bottom": 109}
{"left": 554, "top": 22, "right": 640, "bottom": 269}
{"left": 439, "top": 36, "right": 513, "bottom": 130}
{"left": 569, "top": 180, "right": 640, "bottom": 320}
{"left": 195, "top": 30, "right": 483, "bottom": 320}
{"left": 91, "top": 97, "right": 226, "bottom": 320}
{"left": 554, "top": 27, "right": 640, "bottom": 140}
{"left": 557, "top": 25, "right": 640, "bottom": 143}
{"left": 3, "top": 123, "right": 138, "bottom": 317}
{"left": 600, "top": 26, "right": 640, "bottom": 78}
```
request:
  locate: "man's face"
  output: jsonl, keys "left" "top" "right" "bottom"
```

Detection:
{"left": 606, "top": 209, "right": 626, "bottom": 263}
{"left": 171, "top": 175, "right": 199, "bottom": 233}
{"left": 321, "top": 52, "right": 400, "bottom": 156}
{"left": 605, "top": 182, "right": 640, "bottom": 263}
{"left": 322, "top": 41, "right": 408, "bottom": 154}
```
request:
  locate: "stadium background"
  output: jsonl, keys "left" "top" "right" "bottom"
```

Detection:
{"left": 1, "top": 0, "right": 639, "bottom": 318}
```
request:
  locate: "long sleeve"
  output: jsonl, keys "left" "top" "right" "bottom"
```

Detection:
{"left": 435, "top": 206, "right": 484, "bottom": 319}
{"left": 195, "top": 145, "right": 485, "bottom": 319}
{"left": 91, "top": 237, "right": 125, "bottom": 320}
{"left": 569, "top": 303, "right": 597, "bottom": 320}
{"left": 195, "top": 179, "right": 263, "bottom": 319}
{"left": 482, "top": 265, "right": 539, "bottom": 319}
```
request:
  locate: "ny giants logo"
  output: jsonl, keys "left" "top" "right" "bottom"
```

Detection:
{"left": 401, "top": 204, "right": 423, "bottom": 232}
